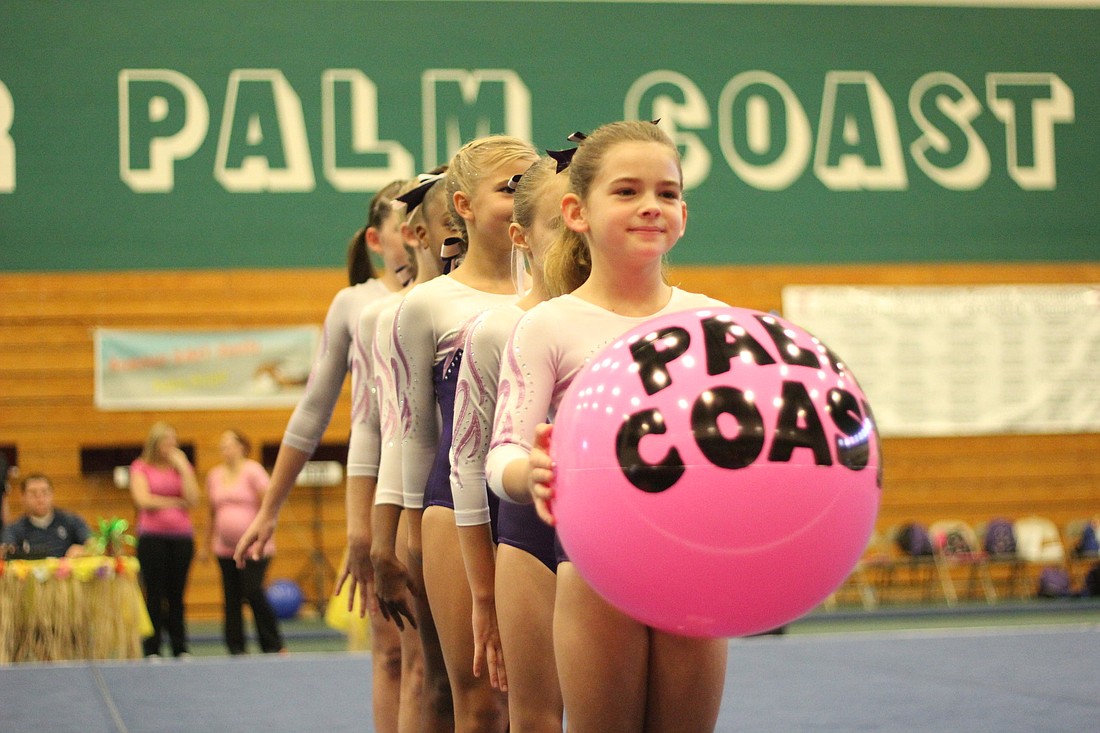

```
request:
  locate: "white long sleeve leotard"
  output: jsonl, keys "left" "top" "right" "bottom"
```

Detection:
{"left": 346, "top": 290, "right": 406, "bottom": 479}
{"left": 393, "top": 275, "right": 516, "bottom": 510}
{"left": 369, "top": 298, "right": 407, "bottom": 508}
{"left": 283, "top": 279, "right": 390, "bottom": 454}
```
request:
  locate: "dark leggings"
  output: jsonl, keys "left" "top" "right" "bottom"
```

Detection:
{"left": 216, "top": 556, "right": 284, "bottom": 654}
{"left": 137, "top": 534, "right": 194, "bottom": 657}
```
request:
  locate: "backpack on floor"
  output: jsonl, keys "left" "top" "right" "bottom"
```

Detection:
{"left": 983, "top": 518, "right": 1017, "bottom": 556}
{"left": 939, "top": 528, "right": 973, "bottom": 556}
{"left": 1075, "top": 524, "right": 1099, "bottom": 556}
{"left": 896, "top": 522, "right": 933, "bottom": 557}
{"left": 1037, "top": 567, "right": 1071, "bottom": 598}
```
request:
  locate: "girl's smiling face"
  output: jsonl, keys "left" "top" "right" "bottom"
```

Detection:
{"left": 568, "top": 140, "right": 686, "bottom": 265}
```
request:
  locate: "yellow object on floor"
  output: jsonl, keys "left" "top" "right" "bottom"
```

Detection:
{"left": 323, "top": 555, "right": 371, "bottom": 651}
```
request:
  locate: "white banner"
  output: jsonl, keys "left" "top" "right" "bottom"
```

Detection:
{"left": 781, "top": 285, "right": 1100, "bottom": 437}
{"left": 94, "top": 327, "right": 319, "bottom": 410}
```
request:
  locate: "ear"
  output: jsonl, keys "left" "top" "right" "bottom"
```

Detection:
{"left": 452, "top": 190, "right": 473, "bottom": 223}
{"left": 412, "top": 222, "right": 430, "bottom": 249}
{"left": 561, "top": 192, "right": 588, "bottom": 234}
{"left": 400, "top": 222, "right": 419, "bottom": 248}
{"left": 508, "top": 222, "right": 530, "bottom": 253}
{"left": 679, "top": 199, "right": 688, "bottom": 237}
{"left": 364, "top": 226, "right": 384, "bottom": 254}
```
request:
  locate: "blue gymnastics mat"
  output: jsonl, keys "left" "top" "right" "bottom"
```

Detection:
{"left": 3, "top": 625, "right": 1097, "bottom": 732}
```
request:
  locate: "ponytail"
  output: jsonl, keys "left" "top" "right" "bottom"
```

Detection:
{"left": 346, "top": 227, "right": 377, "bottom": 285}
{"left": 541, "top": 227, "right": 590, "bottom": 298}
{"left": 348, "top": 179, "right": 407, "bottom": 286}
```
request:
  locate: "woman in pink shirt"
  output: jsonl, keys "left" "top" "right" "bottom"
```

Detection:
{"left": 130, "top": 421, "right": 200, "bottom": 658}
{"left": 207, "top": 429, "right": 284, "bottom": 655}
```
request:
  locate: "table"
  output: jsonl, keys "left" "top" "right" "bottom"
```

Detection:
{"left": 0, "top": 555, "right": 152, "bottom": 663}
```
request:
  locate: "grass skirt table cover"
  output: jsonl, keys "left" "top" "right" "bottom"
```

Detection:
{"left": 0, "top": 556, "right": 153, "bottom": 663}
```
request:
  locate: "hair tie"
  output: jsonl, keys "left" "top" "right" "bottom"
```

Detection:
{"left": 546, "top": 131, "right": 588, "bottom": 173}
{"left": 506, "top": 174, "right": 523, "bottom": 192}
{"left": 394, "top": 263, "right": 414, "bottom": 288}
{"left": 440, "top": 237, "right": 465, "bottom": 275}
{"left": 547, "top": 147, "right": 575, "bottom": 174}
{"left": 545, "top": 122, "right": 658, "bottom": 174}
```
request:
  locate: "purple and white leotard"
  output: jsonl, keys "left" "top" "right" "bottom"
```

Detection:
{"left": 450, "top": 304, "right": 551, "bottom": 562}
{"left": 393, "top": 275, "right": 515, "bottom": 512}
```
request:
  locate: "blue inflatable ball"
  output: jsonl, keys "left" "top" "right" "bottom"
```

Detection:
{"left": 266, "top": 579, "right": 304, "bottom": 620}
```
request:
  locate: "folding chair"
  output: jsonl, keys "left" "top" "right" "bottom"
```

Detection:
{"left": 869, "top": 522, "right": 937, "bottom": 604}
{"left": 1065, "top": 517, "right": 1099, "bottom": 560}
{"left": 823, "top": 531, "right": 883, "bottom": 611}
{"left": 978, "top": 517, "right": 1024, "bottom": 598}
{"left": 1065, "top": 517, "right": 1100, "bottom": 593}
{"left": 928, "top": 519, "right": 997, "bottom": 605}
{"left": 1013, "top": 515, "right": 1067, "bottom": 599}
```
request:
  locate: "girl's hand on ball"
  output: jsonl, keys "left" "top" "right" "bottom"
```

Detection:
{"left": 528, "top": 423, "right": 556, "bottom": 525}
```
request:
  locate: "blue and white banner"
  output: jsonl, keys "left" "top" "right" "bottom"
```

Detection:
{"left": 94, "top": 327, "right": 319, "bottom": 410}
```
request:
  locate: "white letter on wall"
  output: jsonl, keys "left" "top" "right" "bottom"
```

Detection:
{"left": 910, "top": 72, "right": 989, "bottom": 190}
{"left": 323, "top": 69, "right": 414, "bottom": 192}
{"left": 718, "top": 71, "right": 811, "bottom": 191}
{"left": 215, "top": 69, "right": 315, "bottom": 192}
{"left": 815, "top": 71, "right": 907, "bottom": 190}
{"left": 987, "top": 73, "right": 1074, "bottom": 190}
{"left": 624, "top": 70, "right": 711, "bottom": 191}
{"left": 0, "top": 80, "right": 14, "bottom": 193}
{"left": 119, "top": 69, "right": 209, "bottom": 193}
{"left": 422, "top": 69, "right": 531, "bottom": 169}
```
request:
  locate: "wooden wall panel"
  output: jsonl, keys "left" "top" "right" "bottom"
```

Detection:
{"left": 2, "top": 263, "right": 1098, "bottom": 619}
{"left": 1, "top": 269, "right": 351, "bottom": 619}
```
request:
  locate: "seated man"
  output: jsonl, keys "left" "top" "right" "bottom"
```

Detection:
{"left": 1, "top": 473, "right": 90, "bottom": 558}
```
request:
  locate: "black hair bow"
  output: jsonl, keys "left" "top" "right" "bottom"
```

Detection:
{"left": 395, "top": 173, "right": 445, "bottom": 212}
{"left": 546, "top": 131, "right": 588, "bottom": 173}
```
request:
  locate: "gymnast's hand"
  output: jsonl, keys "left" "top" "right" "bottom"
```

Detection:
{"left": 471, "top": 593, "right": 508, "bottom": 691}
{"left": 371, "top": 548, "right": 418, "bottom": 631}
{"left": 233, "top": 508, "right": 276, "bottom": 568}
{"left": 334, "top": 533, "right": 378, "bottom": 618}
{"left": 528, "top": 422, "right": 556, "bottom": 526}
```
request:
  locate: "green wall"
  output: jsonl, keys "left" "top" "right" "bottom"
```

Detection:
{"left": 1, "top": 1, "right": 1096, "bottom": 271}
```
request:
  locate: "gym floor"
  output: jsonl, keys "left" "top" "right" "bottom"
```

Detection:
{"left": 4, "top": 600, "right": 1098, "bottom": 733}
